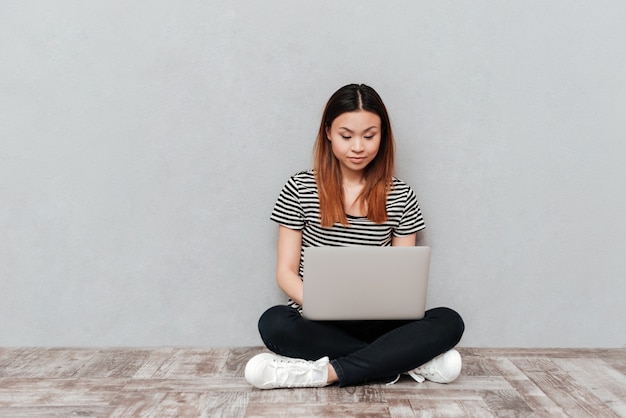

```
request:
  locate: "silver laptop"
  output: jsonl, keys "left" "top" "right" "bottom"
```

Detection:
{"left": 301, "top": 246, "right": 431, "bottom": 320}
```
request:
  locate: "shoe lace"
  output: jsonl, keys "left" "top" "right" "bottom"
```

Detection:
{"left": 407, "top": 364, "right": 438, "bottom": 383}
{"left": 273, "top": 357, "right": 326, "bottom": 386}
{"left": 386, "top": 369, "right": 430, "bottom": 385}
{"left": 385, "top": 374, "right": 401, "bottom": 386}
{"left": 386, "top": 361, "right": 436, "bottom": 385}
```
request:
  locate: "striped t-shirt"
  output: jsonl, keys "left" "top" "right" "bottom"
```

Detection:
{"left": 270, "top": 170, "right": 425, "bottom": 308}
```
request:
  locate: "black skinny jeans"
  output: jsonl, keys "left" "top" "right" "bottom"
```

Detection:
{"left": 258, "top": 305, "right": 465, "bottom": 387}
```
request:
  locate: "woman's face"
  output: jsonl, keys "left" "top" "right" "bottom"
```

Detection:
{"left": 326, "top": 110, "right": 382, "bottom": 178}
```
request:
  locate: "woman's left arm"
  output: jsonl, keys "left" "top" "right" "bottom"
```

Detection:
{"left": 391, "top": 233, "right": 417, "bottom": 247}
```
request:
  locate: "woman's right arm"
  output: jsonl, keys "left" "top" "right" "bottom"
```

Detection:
{"left": 276, "top": 225, "right": 304, "bottom": 305}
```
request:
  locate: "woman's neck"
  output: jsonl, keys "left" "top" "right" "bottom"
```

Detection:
{"left": 341, "top": 172, "right": 367, "bottom": 217}
{"left": 340, "top": 169, "right": 366, "bottom": 188}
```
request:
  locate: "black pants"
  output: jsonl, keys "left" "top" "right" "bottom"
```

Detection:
{"left": 257, "top": 305, "right": 465, "bottom": 387}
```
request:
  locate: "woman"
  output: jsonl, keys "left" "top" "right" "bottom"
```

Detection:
{"left": 245, "top": 84, "right": 465, "bottom": 389}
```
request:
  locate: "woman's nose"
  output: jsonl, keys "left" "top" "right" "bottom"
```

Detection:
{"left": 352, "top": 138, "right": 365, "bottom": 152}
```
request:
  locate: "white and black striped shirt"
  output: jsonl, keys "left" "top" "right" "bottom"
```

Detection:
{"left": 270, "top": 170, "right": 425, "bottom": 309}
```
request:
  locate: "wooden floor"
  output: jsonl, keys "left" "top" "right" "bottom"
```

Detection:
{"left": 0, "top": 347, "right": 624, "bottom": 417}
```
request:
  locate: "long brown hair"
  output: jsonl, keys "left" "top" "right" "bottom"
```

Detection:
{"left": 313, "top": 84, "right": 395, "bottom": 227}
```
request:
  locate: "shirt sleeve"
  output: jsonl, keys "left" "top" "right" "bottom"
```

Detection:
{"left": 393, "top": 186, "right": 426, "bottom": 236}
{"left": 270, "top": 175, "right": 305, "bottom": 230}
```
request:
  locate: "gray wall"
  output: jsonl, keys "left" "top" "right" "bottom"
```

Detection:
{"left": 2, "top": 1, "right": 625, "bottom": 348}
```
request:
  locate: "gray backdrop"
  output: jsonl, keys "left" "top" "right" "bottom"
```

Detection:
{"left": 2, "top": 1, "right": 625, "bottom": 348}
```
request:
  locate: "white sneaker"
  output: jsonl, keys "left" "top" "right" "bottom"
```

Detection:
{"left": 245, "top": 353, "right": 330, "bottom": 389}
{"left": 407, "top": 349, "right": 462, "bottom": 384}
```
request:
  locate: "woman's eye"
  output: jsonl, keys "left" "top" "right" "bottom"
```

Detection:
{"left": 364, "top": 136, "right": 374, "bottom": 140}
{"left": 341, "top": 135, "right": 351, "bottom": 139}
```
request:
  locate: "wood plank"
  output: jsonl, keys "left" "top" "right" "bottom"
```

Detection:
{"left": 244, "top": 402, "right": 390, "bottom": 418}
{"left": 202, "top": 391, "right": 249, "bottom": 418}
{"left": 408, "top": 398, "right": 495, "bottom": 418}
{"left": 149, "top": 347, "right": 229, "bottom": 379}
{"left": 72, "top": 349, "right": 155, "bottom": 378}
{"left": 0, "top": 377, "right": 127, "bottom": 406}
{"left": 0, "top": 406, "right": 113, "bottom": 417}
{"left": 490, "top": 356, "right": 566, "bottom": 416}
{"left": 512, "top": 357, "right": 622, "bottom": 418}
{"left": 552, "top": 357, "right": 626, "bottom": 417}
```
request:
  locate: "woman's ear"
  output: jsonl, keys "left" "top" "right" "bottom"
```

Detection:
{"left": 325, "top": 126, "right": 331, "bottom": 141}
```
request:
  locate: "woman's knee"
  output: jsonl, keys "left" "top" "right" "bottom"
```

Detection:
{"left": 428, "top": 307, "right": 465, "bottom": 343}
{"left": 258, "top": 305, "right": 299, "bottom": 342}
